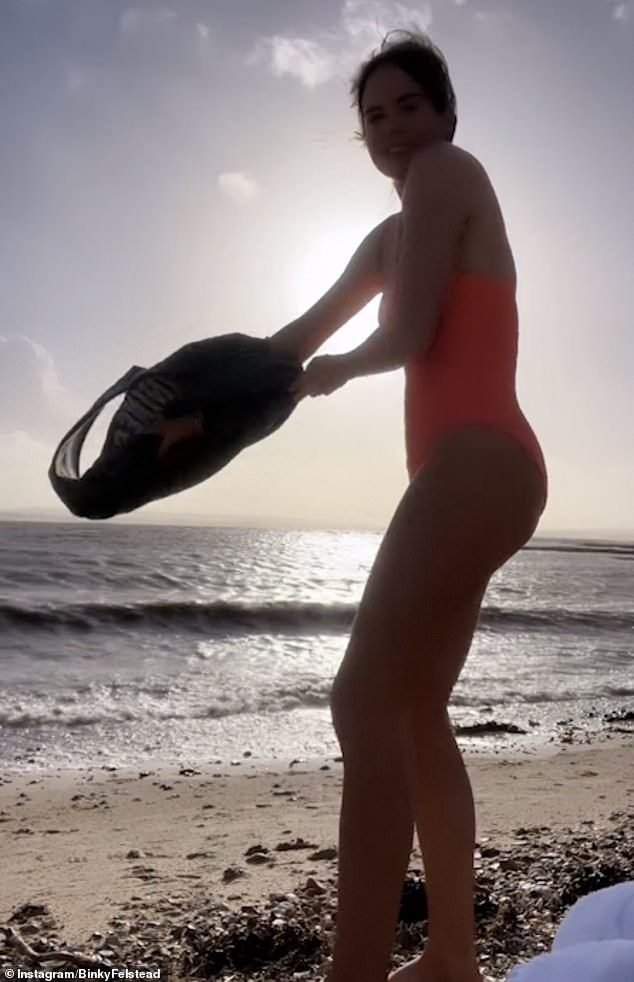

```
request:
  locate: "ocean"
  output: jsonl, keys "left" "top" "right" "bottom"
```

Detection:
{"left": 1, "top": 520, "right": 632, "bottom": 775}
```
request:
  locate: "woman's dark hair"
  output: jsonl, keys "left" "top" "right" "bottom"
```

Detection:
{"left": 350, "top": 30, "right": 457, "bottom": 143}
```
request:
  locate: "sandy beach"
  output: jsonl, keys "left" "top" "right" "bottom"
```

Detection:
{"left": 1, "top": 737, "right": 632, "bottom": 959}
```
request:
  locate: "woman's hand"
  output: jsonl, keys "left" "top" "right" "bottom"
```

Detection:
{"left": 153, "top": 414, "right": 204, "bottom": 459}
{"left": 291, "top": 355, "right": 351, "bottom": 401}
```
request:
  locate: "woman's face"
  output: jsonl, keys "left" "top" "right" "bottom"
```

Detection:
{"left": 360, "top": 63, "right": 449, "bottom": 186}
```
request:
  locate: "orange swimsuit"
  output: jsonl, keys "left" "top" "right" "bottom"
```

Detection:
{"left": 401, "top": 270, "right": 548, "bottom": 501}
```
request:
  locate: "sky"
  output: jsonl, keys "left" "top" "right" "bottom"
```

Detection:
{"left": 1, "top": 0, "right": 632, "bottom": 537}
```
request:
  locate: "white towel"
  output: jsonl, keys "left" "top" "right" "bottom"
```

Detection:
{"left": 554, "top": 881, "right": 634, "bottom": 947}
{"left": 507, "top": 939, "right": 634, "bottom": 981}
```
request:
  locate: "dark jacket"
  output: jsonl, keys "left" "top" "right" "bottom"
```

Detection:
{"left": 49, "top": 334, "right": 302, "bottom": 520}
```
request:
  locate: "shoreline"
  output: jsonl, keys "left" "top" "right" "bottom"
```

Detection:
{"left": 1, "top": 735, "right": 633, "bottom": 957}
{"left": 3, "top": 704, "right": 633, "bottom": 779}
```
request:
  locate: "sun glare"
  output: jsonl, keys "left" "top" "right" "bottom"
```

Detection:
{"left": 292, "top": 223, "right": 380, "bottom": 354}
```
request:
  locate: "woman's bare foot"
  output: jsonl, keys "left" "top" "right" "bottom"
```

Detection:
{"left": 388, "top": 952, "right": 486, "bottom": 982}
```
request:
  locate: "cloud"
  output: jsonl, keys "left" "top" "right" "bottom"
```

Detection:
{"left": 112, "top": 5, "right": 214, "bottom": 81}
{"left": 118, "top": 6, "right": 210, "bottom": 45}
{"left": 473, "top": 9, "right": 513, "bottom": 26}
{"left": 64, "top": 64, "right": 86, "bottom": 95}
{"left": 0, "top": 336, "right": 82, "bottom": 442}
{"left": 250, "top": 36, "right": 336, "bottom": 89}
{"left": 119, "top": 7, "right": 177, "bottom": 36}
{"left": 340, "top": 0, "right": 431, "bottom": 48}
{"left": 600, "top": 0, "right": 633, "bottom": 21}
{"left": 217, "top": 171, "right": 260, "bottom": 202}
{"left": 249, "top": 0, "right": 432, "bottom": 90}
{"left": 612, "top": 2, "right": 633, "bottom": 21}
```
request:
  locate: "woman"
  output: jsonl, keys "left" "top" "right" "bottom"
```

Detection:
{"left": 161, "top": 31, "right": 548, "bottom": 982}
{"left": 276, "top": 31, "right": 548, "bottom": 982}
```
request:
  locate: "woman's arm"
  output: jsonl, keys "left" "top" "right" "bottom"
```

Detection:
{"left": 291, "top": 326, "right": 408, "bottom": 401}
{"left": 338, "top": 326, "right": 409, "bottom": 379}
{"left": 268, "top": 318, "right": 315, "bottom": 363}
{"left": 268, "top": 218, "right": 389, "bottom": 363}
{"left": 337, "top": 149, "right": 478, "bottom": 379}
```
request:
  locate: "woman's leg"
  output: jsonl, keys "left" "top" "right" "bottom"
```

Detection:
{"left": 327, "top": 588, "right": 486, "bottom": 982}
{"left": 401, "top": 706, "right": 483, "bottom": 978}
{"left": 327, "top": 429, "right": 545, "bottom": 981}
{"left": 327, "top": 705, "right": 415, "bottom": 982}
